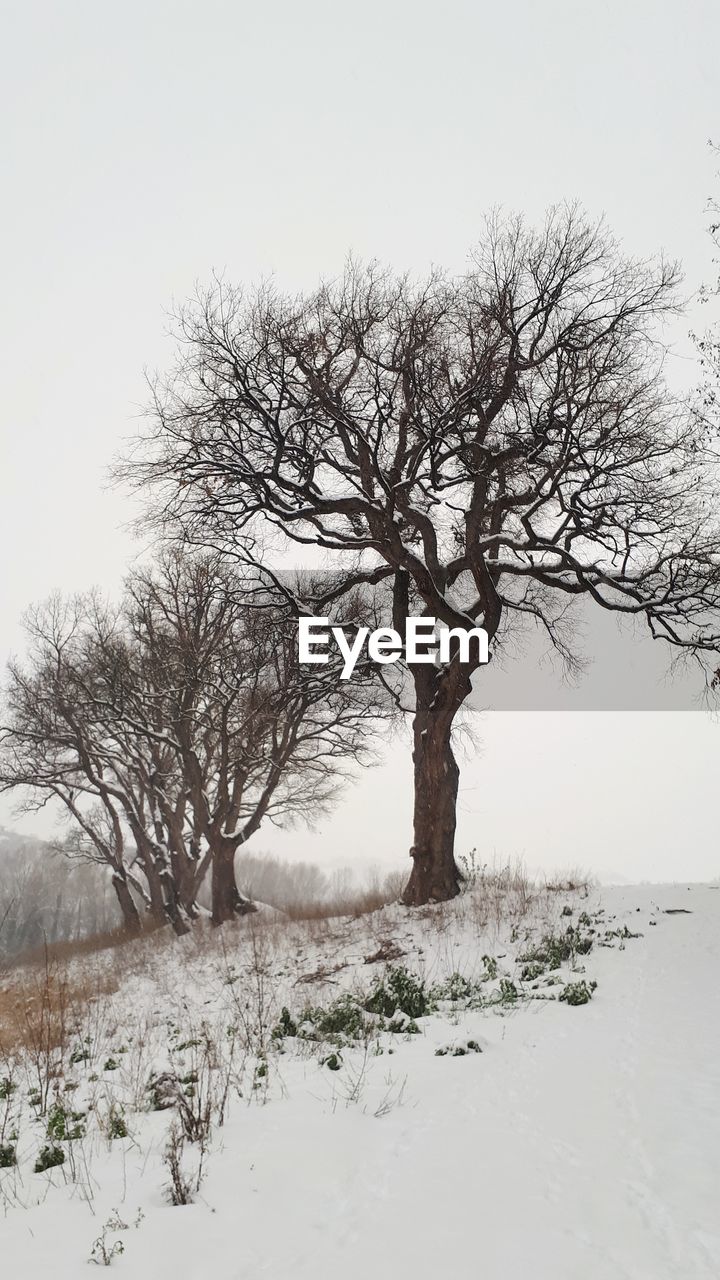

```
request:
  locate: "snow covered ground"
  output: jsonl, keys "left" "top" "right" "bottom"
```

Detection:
{"left": 1, "top": 880, "right": 718, "bottom": 1279}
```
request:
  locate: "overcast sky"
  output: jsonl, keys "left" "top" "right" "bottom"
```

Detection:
{"left": 2, "top": 1, "right": 719, "bottom": 882}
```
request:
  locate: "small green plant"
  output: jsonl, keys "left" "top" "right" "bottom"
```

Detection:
{"left": 365, "top": 966, "right": 433, "bottom": 1020}
{"left": 46, "top": 1101, "right": 86, "bottom": 1141}
{"left": 103, "top": 1058, "right": 120, "bottom": 1072}
{"left": 603, "top": 924, "right": 642, "bottom": 942}
{"left": 498, "top": 979, "right": 518, "bottom": 1004}
{"left": 0, "top": 1142, "right": 16, "bottom": 1168}
{"left": 0, "top": 1078, "right": 17, "bottom": 1101}
{"left": 321, "top": 1052, "right": 342, "bottom": 1071}
{"left": 292, "top": 994, "right": 369, "bottom": 1044}
{"left": 432, "top": 972, "right": 475, "bottom": 1002}
{"left": 519, "top": 925, "right": 593, "bottom": 971}
{"left": 70, "top": 1045, "right": 91, "bottom": 1065}
{"left": 315, "top": 995, "right": 368, "bottom": 1039}
{"left": 520, "top": 961, "right": 545, "bottom": 981}
{"left": 107, "top": 1108, "right": 129, "bottom": 1140}
{"left": 559, "top": 980, "right": 597, "bottom": 1006}
{"left": 34, "top": 1144, "right": 65, "bottom": 1173}
{"left": 481, "top": 955, "right": 498, "bottom": 980}
{"left": 271, "top": 1007, "right": 298, "bottom": 1041}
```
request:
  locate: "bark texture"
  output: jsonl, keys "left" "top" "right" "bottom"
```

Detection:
{"left": 112, "top": 873, "right": 143, "bottom": 936}
{"left": 210, "top": 837, "right": 257, "bottom": 926}
{"left": 402, "top": 665, "right": 470, "bottom": 906}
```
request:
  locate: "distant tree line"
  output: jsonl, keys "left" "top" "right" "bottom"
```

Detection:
{"left": 0, "top": 831, "right": 118, "bottom": 963}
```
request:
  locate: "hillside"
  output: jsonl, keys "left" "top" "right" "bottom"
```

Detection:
{"left": 0, "top": 878, "right": 717, "bottom": 1278}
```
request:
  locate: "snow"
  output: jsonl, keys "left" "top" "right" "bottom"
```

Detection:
{"left": 1, "top": 883, "right": 718, "bottom": 1278}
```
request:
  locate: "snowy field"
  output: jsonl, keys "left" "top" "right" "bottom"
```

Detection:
{"left": 0, "top": 880, "right": 717, "bottom": 1279}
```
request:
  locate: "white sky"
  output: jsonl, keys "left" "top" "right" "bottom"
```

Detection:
{"left": 1, "top": 0, "right": 719, "bottom": 881}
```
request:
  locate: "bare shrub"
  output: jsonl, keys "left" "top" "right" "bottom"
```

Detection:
{"left": 163, "top": 1121, "right": 193, "bottom": 1206}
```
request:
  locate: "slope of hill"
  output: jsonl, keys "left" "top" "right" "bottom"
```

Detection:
{"left": 0, "top": 879, "right": 717, "bottom": 1278}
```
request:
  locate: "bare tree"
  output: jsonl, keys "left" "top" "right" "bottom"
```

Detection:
{"left": 0, "top": 596, "right": 148, "bottom": 934}
{"left": 0, "top": 555, "right": 387, "bottom": 929}
{"left": 122, "top": 553, "right": 386, "bottom": 924}
{"left": 125, "top": 206, "right": 720, "bottom": 904}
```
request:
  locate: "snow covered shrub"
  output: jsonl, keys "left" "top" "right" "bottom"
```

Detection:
{"left": 519, "top": 925, "right": 594, "bottom": 971}
{"left": 435, "top": 1040, "right": 482, "bottom": 1057}
{"left": 385, "top": 1011, "right": 420, "bottom": 1034}
{"left": 0, "top": 1078, "right": 17, "bottom": 1100}
{"left": 432, "top": 972, "right": 476, "bottom": 1002}
{"left": 498, "top": 979, "right": 518, "bottom": 1004}
{"left": 0, "top": 1141, "right": 16, "bottom": 1167}
{"left": 312, "top": 995, "right": 368, "bottom": 1041}
{"left": 559, "top": 980, "right": 597, "bottom": 1006}
{"left": 147, "top": 1072, "right": 182, "bottom": 1111}
{"left": 34, "top": 1143, "right": 65, "bottom": 1172}
{"left": 364, "top": 966, "right": 433, "bottom": 1020}
{"left": 276, "top": 995, "right": 371, "bottom": 1046}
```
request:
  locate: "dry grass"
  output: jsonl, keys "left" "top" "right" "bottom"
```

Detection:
{"left": 544, "top": 867, "right": 595, "bottom": 894}
{"left": 0, "top": 949, "right": 119, "bottom": 1065}
{"left": 3, "top": 923, "right": 147, "bottom": 973}
{"left": 282, "top": 870, "right": 406, "bottom": 921}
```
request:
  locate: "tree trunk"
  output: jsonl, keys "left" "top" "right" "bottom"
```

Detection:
{"left": 133, "top": 837, "right": 168, "bottom": 925}
{"left": 210, "top": 836, "right": 257, "bottom": 926}
{"left": 112, "top": 872, "right": 143, "bottom": 936}
{"left": 402, "top": 665, "right": 469, "bottom": 906}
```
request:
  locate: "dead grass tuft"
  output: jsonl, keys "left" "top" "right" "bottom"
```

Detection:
{"left": 2, "top": 918, "right": 164, "bottom": 975}
{"left": 0, "top": 949, "right": 118, "bottom": 1058}
{"left": 544, "top": 868, "right": 595, "bottom": 894}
